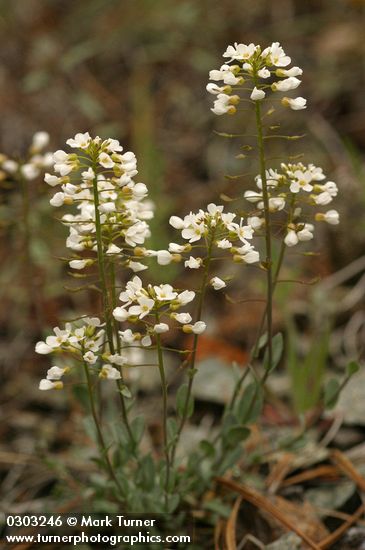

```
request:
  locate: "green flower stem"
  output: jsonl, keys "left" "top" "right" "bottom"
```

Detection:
{"left": 155, "top": 309, "right": 170, "bottom": 512}
{"left": 91, "top": 167, "right": 135, "bottom": 450}
{"left": 82, "top": 359, "right": 124, "bottom": 499}
{"left": 254, "top": 93, "right": 274, "bottom": 374}
{"left": 91, "top": 170, "right": 115, "bottom": 350}
{"left": 109, "top": 261, "right": 136, "bottom": 450}
{"left": 170, "top": 229, "right": 215, "bottom": 465}
{"left": 19, "top": 172, "right": 43, "bottom": 329}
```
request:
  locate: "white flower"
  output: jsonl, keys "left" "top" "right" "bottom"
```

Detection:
{"left": 105, "top": 138, "right": 123, "bottom": 153}
{"left": 171, "top": 312, "right": 192, "bottom": 324}
{"left": 83, "top": 351, "right": 97, "bottom": 364}
{"left": 258, "top": 67, "right": 271, "bottom": 78}
{"left": 32, "top": 131, "right": 50, "bottom": 151}
{"left": 206, "top": 83, "right": 226, "bottom": 95}
{"left": 168, "top": 242, "right": 186, "bottom": 253}
{"left": 184, "top": 256, "right": 202, "bottom": 269}
{"left": 157, "top": 250, "right": 173, "bottom": 265}
{"left": 250, "top": 87, "right": 266, "bottom": 101}
{"left": 290, "top": 170, "right": 313, "bottom": 193}
{"left": 281, "top": 96, "right": 307, "bottom": 110}
{"left": 106, "top": 244, "right": 122, "bottom": 255}
{"left": 169, "top": 216, "right": 185, "bottom": 229}
{"left": 50, "top": 192, "right": 65, "bottom": 207}
{"left": 141, "top": 335, "right": 152, "bottom": 347}
{"left": 242, "top": 249, "right": 260, "bottom": 264}
{"left": 191, "top": 321, "right": 207, "bottom": 334}
{"left": 129, "top": 296, "right": 155, "bottom": 318}
{"left": 47, "top": 366, "right": 68, "bottom": 380}
{"left": 69, "top": 259, "right": 90, "bottom": 270}
{"left": 113, "top": 307, "right": 129, "bottom": 322}
{"left": 223, "top": 42, "right": 257, "bottom": 61}
{"left": 231, "top": 219, "right": 254, "bottom": 241}
{"left": 35, "top": 341, "right": 53, "bottom": 354}
{"left": 21, "top": 163, "right": 40, "bottom": 180}
{"left": 99, "top": 365, "right": 121, "bottom": 380}
{"left": 317, "top": 210, "right": 340, "bottom": 225}
{"left": 153, "top": 323, "right": 169, "bottom": 334}
{"left": 244, "top": 190, "right": 262, "bottom": 203}
{"left": 267, "top": 197, "right": 286, "bottom": 211}
{"left": 53, "top": 150, "right": 74, "bottom": 176}
{"left": 119, "top": 276, "right": 143, "bottom": 302}
{"left": 264, "top": 42, "right": 291, "bottom": 67}
{"left": 99, "top": 202, "right": 115, "bottom": 213}
{"left": 209, "top": 65, "right": 242, "bottom": 85}
{"left": 154, "top": 284, "right": 177, "bottom": 301}
{"left": 284, "top": 230, "right": 299, "bottom": 247}
{"left": 297, "top": 224, "right": 314, "bottom": 241}
{"left": 176, "top": 290, "right": 195, "bottom": 306}
{"left": 272, "top": 77, "right": 301, "bottom": 92}
{"left": 248, "top": 216, "right": 264, "bottom": 230}
{"left": 109, "top": 354, "right": 128, "bottom": 366}
{"left": 66, "top": 132, "right": 91, "bottom": 149}
{"left": 99, "top": 152, "right": 114, "bottom": 168}
{"left": 128, "top": 261, "right": 148, "bottom": 272}
{"left": 210, "top": 277, "right": 226, "bottom": 290}
{"left": 217, "top": 239, "right": 232, "bottom": 249}
{"left": 276, "top": 66, "right": 303, "bottom": 77}
{"left": 2, "top": 159, "right": 18, "bottom": 173}
{"left": 211, "top": 93, "right": 238, "bottom": 116}
{"left": 39, "top": 379, "right": 63, "bottom": 390}
{"left": 314, "top": 191, "right": 332, "bottom": 206}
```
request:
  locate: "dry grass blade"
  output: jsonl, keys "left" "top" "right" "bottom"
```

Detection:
{"left": 281, "top": 465, "right": 340, "bottom": 487}
{"left": 225, "top": 496, "right": 243, "bottom": 550}
{"left": 318, "top": 503, "right": 365, "bottom": 549}
{"left": 216, "top": 477, "right": 321, "bottom": 550}
{"left": 331, "top": 449, "right": 365, "bottom": 492}
{"left": 215, "top": 517, "right": 226, "bottom": 550}
{"left": 266, "top": 453, "right": 294, "bottom": 494}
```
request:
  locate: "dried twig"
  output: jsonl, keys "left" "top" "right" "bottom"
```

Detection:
{"left": 216, "top": 477, "right": 321, "bottom": 550}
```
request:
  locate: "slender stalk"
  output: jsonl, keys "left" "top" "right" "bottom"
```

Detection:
{"left": 155, "top": 309, "right": 170, "bottom": 512}
{"left": 91, "top": 165, "right": 135, "bottom": 449}
{"left": 254, "top": 93, "right": 273, "bottom": 373}
{"left": 19, "top": 172, "right": 43, "bottom": 329}
{"left": 170, "top": 229, "right": 215, "bottom": 465}
{"left": 109, "top": 261, "right": 136, "bottom": 449}
{"left": 91, "top": 169, "right": 115, "bottom": 350}
{"left": 82, "top": 360, "right": 124, "bottom": 498}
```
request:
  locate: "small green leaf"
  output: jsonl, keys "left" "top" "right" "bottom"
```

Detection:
{"left": 224, "top": 425, "right": 251, "bottom": 446}
{"left": 324, "top": 378, "right": 340, "bottom": 410}
{"left": 131, "top": 416, "right": 145, "bottom": 443}
{"left": 167, "top": 494, "right": 180, "bottom": 513}
{"left": 176, "top": 383, "right": 194, "bottom": 418}
{"left": 199, "top": 440, "right": 216, "bottom": 457}
{"left": 347, "top": 361, "right": 360, "bottom": 377}
{"left": 236, "top": 382, "right": 263, "bottom": 424}
{"left": 119, "top": 384, "right": 132, "bottom": 398}
{"left": 204, "top": 498, "right": 231, "bottom": 518}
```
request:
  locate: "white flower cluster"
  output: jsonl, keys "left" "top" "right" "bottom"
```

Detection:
{"left": 207, "top": 42, "right": 306, "bottom": 115}
{"left": 0, "top": 131, "right": 53, "bottom": 181}
{"left": 244, "top": 163, "right": 339, "bottom": 247}
{"left": 45, "top": 132, "right": 154, "bottom": 272}
{"left": 151, "top": 203, "right": 259, "bottom": 290}
{"left": 36, "top": 317, "right": 134, "bottom": 387}
{"left": 112, "top": 275, "right": 205, "bottom": 335}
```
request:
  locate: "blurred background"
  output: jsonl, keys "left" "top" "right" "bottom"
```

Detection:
{"left": 0, "top": 0, "right": 365, "bottom": 522}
